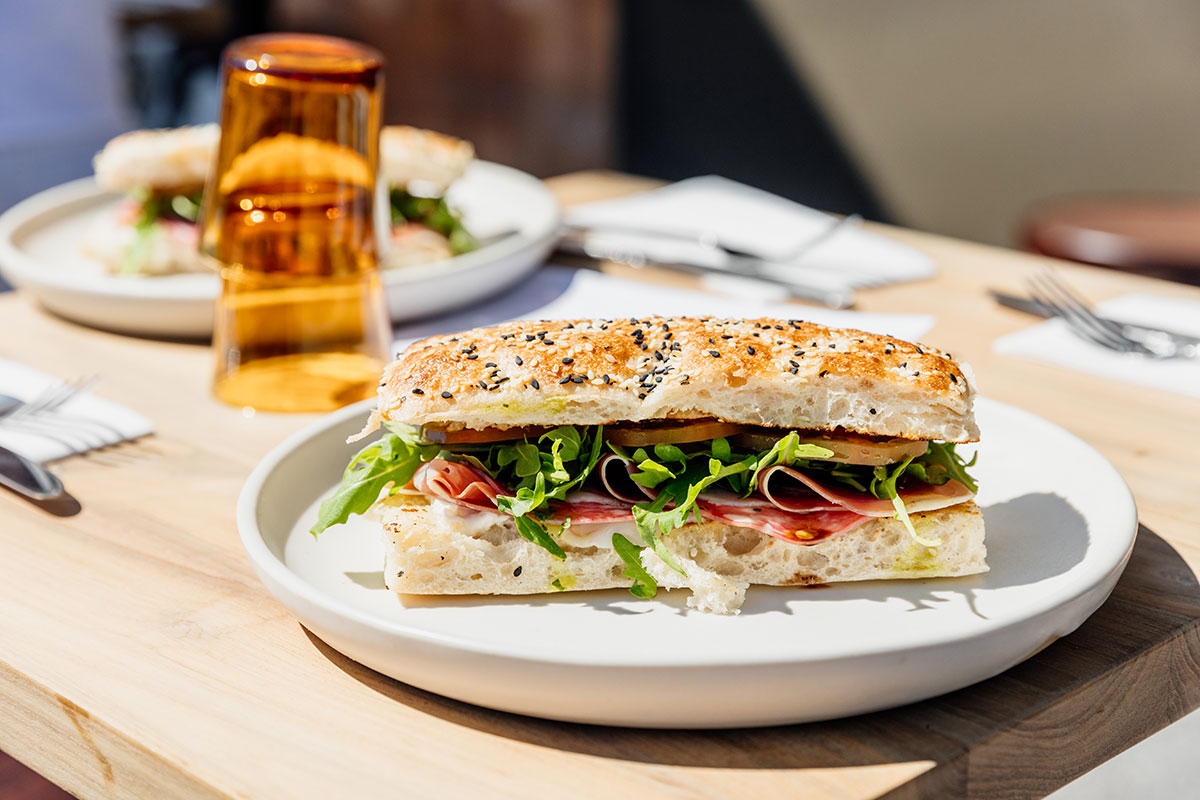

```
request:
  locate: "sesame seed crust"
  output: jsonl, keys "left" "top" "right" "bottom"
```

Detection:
{"left": 378, "top": 317, "right": 979, "bottom": 442}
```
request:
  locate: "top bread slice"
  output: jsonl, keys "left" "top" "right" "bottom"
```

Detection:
{"left": 379, "top": 317, "right": 979, "bottom": 442}
{"left": 380, "top": 125, "right": 474, "bottom": 195}
{"left": 93, "top": 124, "right": 219, "bottom": 194}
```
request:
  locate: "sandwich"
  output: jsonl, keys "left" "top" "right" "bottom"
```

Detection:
{"left": 87, "top": 124, "right": 219, "bottom": 276}
{"left": 379, "top": 125, "right": 478, "bottom": 267}
{"left": 312, "top": 316, "right": 985, "bottom": 614}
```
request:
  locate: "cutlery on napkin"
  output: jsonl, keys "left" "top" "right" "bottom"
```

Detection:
{"left": 563, "top": 176, "right": 936, "bottom": 298}
{"left": 0, "top": 358, "right": 153, "bottom": 467}
{"left": 992, "top": 293, "right": 1200, "bottom": 398}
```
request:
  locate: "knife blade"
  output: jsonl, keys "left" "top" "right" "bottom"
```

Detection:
{"left": 0, "top": 444, "right": 64, "bottom": 501}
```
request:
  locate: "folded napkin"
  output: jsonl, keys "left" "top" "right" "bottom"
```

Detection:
{"left": 565, "top": 175, "right": 936, "bottom": 290}
{"left": 993, "top": 293, "right": 1200, "bottom": 398}
{"left": 394, "top": 267, "right": 935, "bottom": 350}
{"left": 0, "top": 359, "right": 153, "bottom": 462}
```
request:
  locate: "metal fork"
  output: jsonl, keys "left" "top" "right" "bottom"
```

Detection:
{"left": 0, "top": 375, "right": 99, "bottom": 424}
{"left": 1027, "top": 273, "right": 1197, "bottom": 359}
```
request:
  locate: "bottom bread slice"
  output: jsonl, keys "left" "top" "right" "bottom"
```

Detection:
{"left": 377, "top": 495, "right": 987, "bottom": 614}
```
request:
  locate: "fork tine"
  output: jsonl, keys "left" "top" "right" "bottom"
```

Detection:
{"left": 1040, "top": 272, "right": 1129, "bottom": 338}
{"left": 1027, "top": 276, "right": 1148, "bottom": 353}
{"left": 8, "top": 375, "right": 98, "bottom": 421}
{"left": 1028, "top": 275, "right": 1129, "bottom": 347}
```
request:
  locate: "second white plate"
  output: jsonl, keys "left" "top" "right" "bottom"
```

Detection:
{"left": 237, "top": 398, "right": 1137, "bottom": 728}
{"left": 0, "top": 161, "right": 559, "bottom": 338}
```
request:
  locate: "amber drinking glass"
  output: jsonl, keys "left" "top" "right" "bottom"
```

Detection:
{"left": 200, "top": 33, "right": 391, "bottom": 413}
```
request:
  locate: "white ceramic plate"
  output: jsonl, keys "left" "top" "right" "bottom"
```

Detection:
{"left": 0, "top": 162, "right": 560, "bottom": 338}
{"left": 237, "top": 398, "right": 1137, "bottom": 728}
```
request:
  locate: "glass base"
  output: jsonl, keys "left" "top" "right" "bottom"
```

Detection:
{"left": 213, "top": 351, "right": 382, "bottom": 413}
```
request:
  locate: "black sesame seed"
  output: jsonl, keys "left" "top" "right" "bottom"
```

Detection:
{"left": 654, "top": 351, "right": 664, "bottom": 361}
{"left": 950, "top": 374, "right": 959, "bottom": 384}
{"left": 828, "top": 344, "right": 836, "bottom": 349}
{"left": 869, "top": 408, "right": 877, "bottom": 415}
{"left": 790, "top": 366, "right": 799, "bottom": 375}
{"left": 709, "top": 350, "right": 721, "bottom": 357}
{"left": 915, "top": 347, "right": 924, "bottom": 355}
{"left": 412, "top": 388, "right": 424, "bottom": 395}
{"left": 747, "top": 346, "right": 756, "bottom": 355}
{"left": 638, "top": 392, "right": 647, "bottom": 399}
{"left": 572, "top": 375, "right": 584, "bottom": 384}
{"left": 513, "top": 566, "right": 523, "bottom": 577}
{"left": 721, "top": 334, "right": 733, "bottom": 339}
{"left": 525, "top": 334, "right": 535, "bottom": 341}
{"left": 639, "top": 343, "right": 647, "bottom": 350}
{"left": 562, "top": 357, "right": 574, "bottom": 364}
{"left": 913, "top": 371, "right": 920, "bottom": 376}
{"left": 530, "top": 379, "right": 540, "bottom": 389}
{"left": 441, "top": 391, "right": 453, "bottom": 399}
{"left": 818, "top": 370, "right": 828, "bottom": 378}
{"left": 478, "top": 380, "right": 488, "bottom": 389}
{"left": 602, "top": 374, "right": 611, "bottom": 384}
{"left": 899, "top": 362, "right": 907, "bottom": 369}
{"left": 496, "top": 377, "right": 510, "bottom": 384}
{"left": 514, "top": 356, "right": 522, "bottom": 366}
{"left": 655, "top": 376, "right": 662, "bottom": 383}
{"left": 559, "top": 375, "right": 572, "bottom": 384}
{"left": 789, "top": 360, "right": 799, "bottom": 368}
{"left": 466, "top": 354, "right": 479, "bottom": 360}
{"left": 543, "top": 339, "right": 555, "bottom": 346}
{"left": 486, "top": 361, "right": 497, "bottom": 368}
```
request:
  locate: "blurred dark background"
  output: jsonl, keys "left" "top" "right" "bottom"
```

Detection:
{"left": 0, "top": 0, "right": 888, "bottom": 233}
{"left": 4, "top": 0, "right": 1200, "bottom": 251}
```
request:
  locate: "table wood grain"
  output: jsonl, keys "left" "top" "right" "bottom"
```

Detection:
{"left": 0, "top": 171, "right": 1197, "bottom": 799}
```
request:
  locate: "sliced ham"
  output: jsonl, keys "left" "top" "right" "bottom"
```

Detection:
{"left": 412, "top": 459, "right": 507, "bottom": 512}
{"left": 547, "top": 490, "right": 638, "bottom": 524}
{"left": 758, "top": 465, "right": 974, "bottom": 518}
{"left": 696, "top": 491, "right": 868, "bottom": 544}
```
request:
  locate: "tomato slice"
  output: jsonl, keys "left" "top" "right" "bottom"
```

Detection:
{"left": 732, "top": 430, "right": 928, "bottom": 465}
{"left": 606, "top": 419, "right": 747, "bottom": 446}
{"left": 420, "top": 424, "right": 548, "bottom": 444}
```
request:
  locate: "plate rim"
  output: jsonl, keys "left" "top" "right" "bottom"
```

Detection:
{"left": 0, "top": 161, "right": 561, "bottom": 300}
{"left": 236, "top": 396, "right": 1139, "bottom": 669}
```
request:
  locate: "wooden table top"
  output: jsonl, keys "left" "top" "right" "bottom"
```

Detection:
{"left": 1, "top": 171, "right": 1198, "bottom": 800}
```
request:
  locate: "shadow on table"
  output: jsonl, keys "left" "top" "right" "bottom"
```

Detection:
{"left": 307, "top": 525, "right": 1200, "bottom": 799}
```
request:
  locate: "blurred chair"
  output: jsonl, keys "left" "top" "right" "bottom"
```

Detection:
{"left": 1023, "top": 195, "right": 1200, "bottom": 286}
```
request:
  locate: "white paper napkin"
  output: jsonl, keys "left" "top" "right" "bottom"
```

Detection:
{"left": 993, "top": 293, "right": 1200, "bottom": 398}
{"left": 566, "top": 176, "right": 936, "bottom": 289}
{"left": 394, "top": 267, "right": 935, "bottom": 351}
{"left": 0, "top": 359, "right": 153, "bottom": 462}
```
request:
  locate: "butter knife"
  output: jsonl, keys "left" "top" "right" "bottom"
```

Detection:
{"left": 0, "top": 445, "right": 64, "bottom": 501}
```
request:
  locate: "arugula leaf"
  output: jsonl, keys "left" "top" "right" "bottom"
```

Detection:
{"left": 631, "top": 457, "right": 752, "bottom": 574}
{"left": 311, "top": 433, "right": 434, "bottom": 536}
{"left": 871, "top": 458, "right": 942, "bottom": 547}
{"left": 746, "top": 432, "right": 834, "bottom": 491}
{"left": 612, "top": 533, "right": 657, "bottom": 598}
{"left": 630, "top": 457, "right": 674, "bottom": 488}
{"left": 389, "top": 189, "right": 479, "bottom": 254}
{"left": 514, "top": 514, "right": 565, "bottom": 559}
{"left": 915, "top": 442, "right": 979, "bottom": 493}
